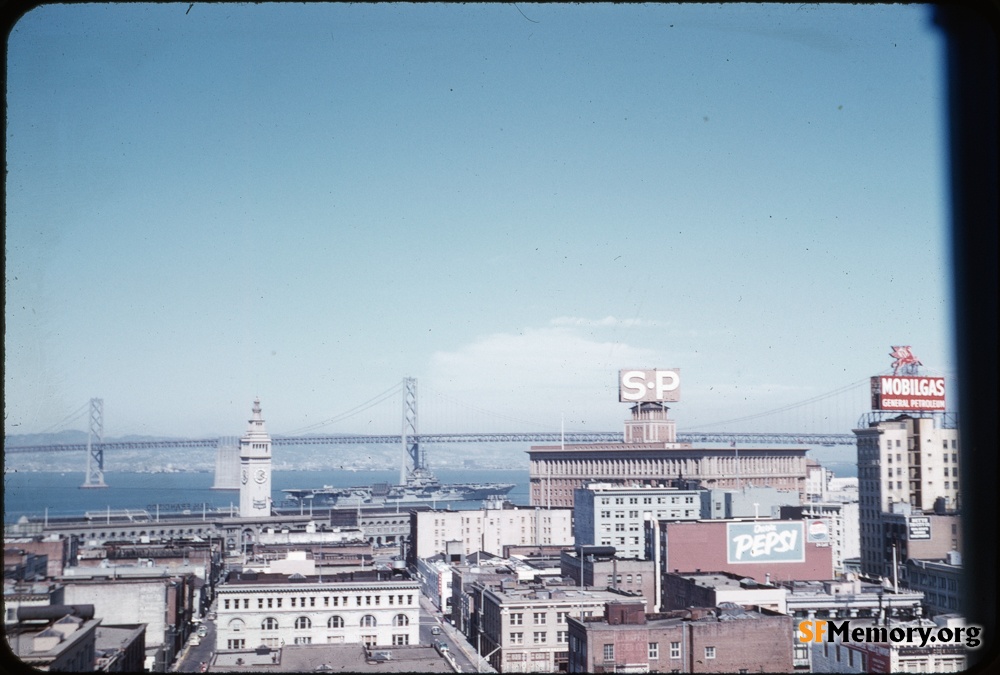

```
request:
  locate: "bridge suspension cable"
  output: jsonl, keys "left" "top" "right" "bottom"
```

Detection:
{"left": 285, "top": 380, "right": 404, "bottom": 435}
{"left": 685, "top": 378, "right": 871, "bottom": 431}
{"left": 420, "top": 383, "right": 555, "bottom": 432}
{"left": 36, "top": 400, "right": 91, "bottom": 435}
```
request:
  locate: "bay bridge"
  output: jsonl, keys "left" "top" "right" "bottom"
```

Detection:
{"left": 5, "top": 376, "right": 877, "bottom": 488}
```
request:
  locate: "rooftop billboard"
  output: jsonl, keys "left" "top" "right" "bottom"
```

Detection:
{"left": 726, "top": 521, "right": 805, "bottom": 564}
{"left": 870, "top": 375, "right": 946, "bottom": 412}
{"left": 619, "top": 369, "right": 681, "bottom": 403}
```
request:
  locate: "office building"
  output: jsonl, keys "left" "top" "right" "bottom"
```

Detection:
{"left": 6, "top": 605, "right": 102, "bottom": 672}
{"left": 473, "top": 577, "right": 624, "bottom": 673}
{"left": 781, "top": 501, "right": 860, "bottom": 576}
{"left": 567, "top": 600, "right": 794, "bottom": 673}
{"left": 809, "top": 615, "right": 969, "bottom": 673}
{"left": 409, "top": 502, "right": 573, "bottom": 561}
{"left": 559, "top": 548, "right": 656, "bottom": 610}
{"left": 906, "top": 554, "right": 963, "bottom": 616}
{"left": 530, "top": 401, "right": 808, "bottom": 508}
{"left": 573, "top": 482, "right": 702, "bottom": 559}
{"left": 215, "top": 569, "right": 420, "bottom": 651}
{"left": 855, "top": 413, "right": 960, "bottom": 578}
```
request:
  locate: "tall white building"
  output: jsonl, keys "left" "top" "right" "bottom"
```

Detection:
{"left": 239, "top": 398, "right": 273, "bottom": 519}
{"left": 855, "top": 414, "right": 960, "bottom": 578}
{"left": 573, "top": 482, "right": 702, "bottom": 559}
{"left": 799, "top": 501, "right": 860, "bottom": 576}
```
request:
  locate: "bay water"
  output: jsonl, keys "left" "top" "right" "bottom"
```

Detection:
{"left": 2, "top": 469, "right": 531, "bottom": 524}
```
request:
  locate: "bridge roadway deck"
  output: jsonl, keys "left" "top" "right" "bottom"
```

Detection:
{"left": 5, "top": 431, "right": 855, "bottom": 453}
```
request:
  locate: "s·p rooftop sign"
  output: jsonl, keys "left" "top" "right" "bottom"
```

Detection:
{"left": 619, "top": 369, "right": 681, "bottom": 403}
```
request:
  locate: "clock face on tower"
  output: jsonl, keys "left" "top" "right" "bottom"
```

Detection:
{"left": 254, "top": 469, "right": 267, "bottom": 484}
{"left": 241, "top": 468, "right": 248, "bottom": 485}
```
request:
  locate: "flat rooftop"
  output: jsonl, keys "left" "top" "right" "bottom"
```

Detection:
{"left": 211, "top": 644, "right": 451, "bottom": 673}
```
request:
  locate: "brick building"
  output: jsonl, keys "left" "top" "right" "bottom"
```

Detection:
{"left": 567, "top": 600, "right": 793, "bottom": 673}
{"left": 647, "top": 519, "right": 834, "bottom": 586}
{"left": 661, "top": 571, "right": 788, "bottom": 614}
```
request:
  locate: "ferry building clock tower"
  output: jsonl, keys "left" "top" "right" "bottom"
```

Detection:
{"left": 239, "top": 398, "right": 273, "bottom": 518}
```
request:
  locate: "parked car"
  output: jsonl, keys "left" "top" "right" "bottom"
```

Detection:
{"left": 431, "top": 626, "right": 441, "bottom": 635}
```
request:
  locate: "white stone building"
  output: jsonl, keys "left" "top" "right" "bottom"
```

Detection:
{"left": 573, "top": 482, "right": 702, "bottom": 559}
{"left": 215, "top": 570, "right": 420, "bottom": 651}
{"left": 411, "top": 503, "right": 573, "bottom": 560}
{"left": 415, "top": 557, "right": 453, "bottom": 613}
{"left": 800, "top": 500, "right": 860, "bottom": 576}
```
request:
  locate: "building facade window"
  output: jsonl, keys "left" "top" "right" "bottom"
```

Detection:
{"left": 649, "top": 642, "right": 659, "bottom": 659}
{"left": 603, "top": 644, "right": 615, "bottom": 661}
{"left": 670, "top": 641, "right": 681, "bottom": 658}
{"left": 705, "top": 646, "right": 716, "bottom": 659}
{"left": 392, "top": 614, "right": 409, "bottom": 627}
{"left": 262, "top": 617, "right": 279, "bottom": 631}
{"left": 327, "top": 615, "right": 344, "bottom": 628}
{"left": 361, "top": 615, "right": 377, "bottom": 628}
{"left": 294, "top": 616, "right": 311, "bottom": 630}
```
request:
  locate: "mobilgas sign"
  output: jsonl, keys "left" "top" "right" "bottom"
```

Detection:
{"left": 727, "top": 521, "right": 805, "bottom": 564}
{"left": 870, "top": 376, "right": 946, "bottom": 411}
{"left": 619, "top": 369, "right": 681, "bottom": 403}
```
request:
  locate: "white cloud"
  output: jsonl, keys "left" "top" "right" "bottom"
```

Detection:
{"left": 549, "top": 315, "right": 660, "bottom": 328}
{"left": 425, "top": 326, "right": 661, "bottom": 430}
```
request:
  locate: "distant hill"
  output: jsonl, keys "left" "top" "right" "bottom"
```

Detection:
{"left": 3, "top": 431, "right": 188, "bottom": 447}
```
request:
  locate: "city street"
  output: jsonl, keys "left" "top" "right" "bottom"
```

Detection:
{"left": 173, "top": 607, "right": 217, "bottom": 672}
{"left": 419, "top": 595, "right": 494, "bottom": 674}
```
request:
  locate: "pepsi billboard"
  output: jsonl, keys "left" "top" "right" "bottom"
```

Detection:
{"left": 727, "top": 521, "right": 805, "bottom": 564}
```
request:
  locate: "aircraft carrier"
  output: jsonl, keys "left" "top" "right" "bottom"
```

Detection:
{"left": 282, "top": 468, "right": 515, "bottom": 508}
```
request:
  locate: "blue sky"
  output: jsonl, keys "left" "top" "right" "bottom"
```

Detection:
{"left": 5, "top": 3, "right": 955, "bottom": 439}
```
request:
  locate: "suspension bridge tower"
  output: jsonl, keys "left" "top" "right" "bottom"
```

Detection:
{"left": 80, "top": 398, "right": 108, "bottom": 489}
{"left": 400, "top": 377, "right": 427, "bottom": 485}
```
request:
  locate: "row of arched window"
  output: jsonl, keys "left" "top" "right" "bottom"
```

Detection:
{"left": 229, "top": 614, "right": 410, "bottom": 631}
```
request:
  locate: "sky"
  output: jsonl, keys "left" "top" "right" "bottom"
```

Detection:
{"left": 4, "top": 3, "right": 956, "bottom": 440}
